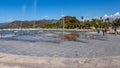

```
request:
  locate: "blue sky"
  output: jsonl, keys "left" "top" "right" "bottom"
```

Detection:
{"left": 0, "top": 0, "right": 120, "bottom": 23}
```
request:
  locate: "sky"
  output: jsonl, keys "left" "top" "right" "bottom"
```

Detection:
{"left": 0, "top": 0, "right": 120, "bottom": 23}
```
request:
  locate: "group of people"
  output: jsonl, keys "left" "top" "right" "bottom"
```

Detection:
{"left": 102, "top": 28, "right": 108, "bottom": 36}
{"left": 97, "top": 27, "right": 117, "bottom": 36}
{"left": 97, "top": 28, "right": 107, "bottom": 35}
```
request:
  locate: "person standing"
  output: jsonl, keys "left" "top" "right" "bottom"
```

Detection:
{"left": 114, "top": 27, "right": 117, "bottom": 35}
{"left": 104, "top": 27, "right": 108, "bottom": 34}
{"left": 97, "top": 28, "right": 100, "bottom": 34}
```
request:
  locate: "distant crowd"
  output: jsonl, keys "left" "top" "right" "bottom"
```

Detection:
{"left": 96, "top": 26, "right": 118, "bottom": 35}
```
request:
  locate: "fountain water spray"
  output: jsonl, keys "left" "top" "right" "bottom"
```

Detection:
{"left": 61, "top": 12, "right": 65, "bottom": 41}
{"left": 33, "top": 0, "right": 37, "bottom": 28}
{"left": 21, "top": 4, "right": 26, "bottom": 29}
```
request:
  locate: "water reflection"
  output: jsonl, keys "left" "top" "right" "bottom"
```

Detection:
{"left": 0, "top": 30, "right": 66, "bottom": 43}
{"left": 0, "top": 30, "right": 107, "bottom": 43}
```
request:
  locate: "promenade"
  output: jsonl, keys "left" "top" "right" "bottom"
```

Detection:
{"left": 0, "top": 32, "right": 120, "bottom": 68}
{"left": 0, "top": 53, "right": 120, "bottom": 68}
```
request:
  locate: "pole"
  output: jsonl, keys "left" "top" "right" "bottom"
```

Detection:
{"left": 61, "top": 13, "right": 64, "bottom": 41}
{"left": 63, "top": 15, "right": 64, "bottom": 41}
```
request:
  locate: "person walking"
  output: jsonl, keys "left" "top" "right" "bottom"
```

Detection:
{"left": 102, "top": 28, "right": 105, "bottom": 36}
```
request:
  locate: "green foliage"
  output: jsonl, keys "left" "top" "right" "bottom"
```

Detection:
{"left": 81, "top": 16, "right": 84, "bottom": 21}
{"left": 2, "top": 16, "right": 120, "bottom": 29}
{"left": 113, "top": 18, "right": 120, "bottom": 27}
{"left": 65, "top": 17, "right": 80, "bottom": 28}
{"left": 31, "top": 17, "right": 120, "bottom": 29}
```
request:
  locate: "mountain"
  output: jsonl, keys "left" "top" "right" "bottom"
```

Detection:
{"left": 0, "top": 16, "right": 80, "bottom": 29}
{"left": 0, "top": 19, "right": 58, "bottom": 28}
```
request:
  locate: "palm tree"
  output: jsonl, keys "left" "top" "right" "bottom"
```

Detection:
{"left": 99, "top": 17, "right": 105, "bottom": 28}
{"left": 100, "top": 17, "right": 103, "bottom": 22}
{"left": 106, "top": 17, "right": 110, "bottom": 22}
{"left": 81, "top": 16, "right": 84, "bottom": 28}
{"left": 81, "top": 16, "right": 84, "bottom": 23}
{"left": 91, "top": 18, "right": 98, "bottom": 28}
{"left": 105, "top": 17, "right": 109, "bottom": 27}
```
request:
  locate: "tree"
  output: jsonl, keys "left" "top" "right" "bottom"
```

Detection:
{"left": 98, "top": 21, "right": 105, "bottom": 28}
{"left": 113, "top": 18, "right": 120, "bottom": 27}
{"left": 100, "top": 17, "right": 103, "bottom": 21}
{"left": 91, "top": 18, "right": 98, "bottom": 28}
{"left": 98, "top": 17, "right": 105, "bottom": 28}
{"left": 65, "top": 17, "right": 80, "bottom": 28}
{"left": 81, "top": 16, "right": 85, "bottom": 28}
{"left": 106, "top": 17, "right": 110, "bottom": 22}
{"left": 81, "top": 16, "right": 84, "bottom": 21}
{"left": 108, "top": 22, "right": 112, "bottom": 27}
{"left": 105, "top": 17, "right": 110, "bottom": 27}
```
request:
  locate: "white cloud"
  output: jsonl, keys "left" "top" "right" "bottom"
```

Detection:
{"left": 114, "top": 12, "right": 120, "bottom": 17}
{"left": 104, "top": 14, "right": 109, "bottom": 18}
{"left": 93, "top": 17, "right": 99, "bottom": 19}
{"left": 103, "top": 12, "right": 120, "bottom": 19}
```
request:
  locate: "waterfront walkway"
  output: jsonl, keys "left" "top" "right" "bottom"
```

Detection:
{"left": 0, "top": 34, "right": 120, "bottom": 58}
{"left": 0, "top": 53, "right": 120, "bottom": 68}
{"left": 0, "top": 33, "right": 120, "bottom": 68}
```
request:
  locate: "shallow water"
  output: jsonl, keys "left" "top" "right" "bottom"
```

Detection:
{"left": 0, "top": 30, "right": 107, "bottom": 42}
{"left": 0, "top": 30, "right": 67, "bottom": 42}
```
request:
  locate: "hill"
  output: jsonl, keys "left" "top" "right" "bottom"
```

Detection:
{"left": 0, "top": 16, "right": 80, "bottom": 29}
{"left": 57, "top": 16, "right": 80, "bottom": 28}
{"left": 0, "top": 19, "right": 58, "bottom": 28}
